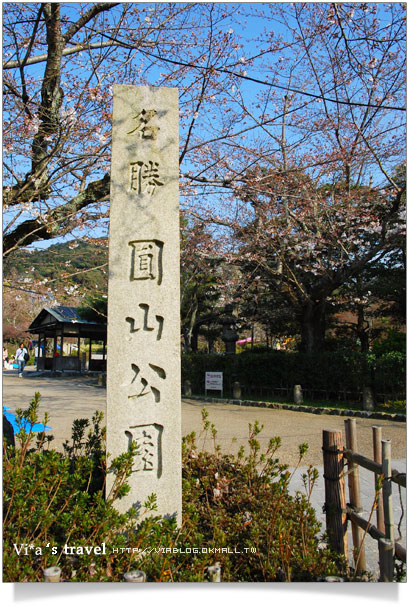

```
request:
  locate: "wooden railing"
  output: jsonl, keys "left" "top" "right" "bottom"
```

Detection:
{"left": 323, "top": 420, "right": 406, "bottom": 581}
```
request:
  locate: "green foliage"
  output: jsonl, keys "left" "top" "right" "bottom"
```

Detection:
{"left": 372, "top": 330, "right": 406, "bottom": 357}
{"left": 3, "top": 394, "right": 144, "bottom": 582}
{"left": 182, "top": 351, "right": 406, "bottom": 403}
{"left": 178, "top": 415, "right": 342, "bottom": 582}
{"left": 377, "top": 400, "right": 406, "bottom": 415}
{"left": 3, "top": 394, "right": 345, "bottom": 582}
{"left": 394, "top": 561, "right": 407, "bottom": 583}
{"left": 3, "top": 240, "right": 108, "bottom": 295}
{"left": 62, "top": 411, "right": 106, "bottom": 495}
{"left": 77, "top": 294, "right": 107, "bottom": 323}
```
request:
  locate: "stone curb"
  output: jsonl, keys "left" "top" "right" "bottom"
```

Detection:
{"left": 184, "top": 395, "right": 406, "bottom": 423}
{"left": 23, "top": 370, "right": 104, "bottom": 378}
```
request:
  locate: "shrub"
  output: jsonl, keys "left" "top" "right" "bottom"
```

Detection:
{"left": 176, "top": 413, "right": 343, "bottom": 582}
{"left": 372, "top": 330, "right": 406, "bottom": 357}
{"left": 3, "top": 393, "right": 145, "bottom": 582}
{"left": 182, "top": 351, "right": 405, "bottom": 402}
{"left": 3, "top": 394, "right": 343, "bottom": 582}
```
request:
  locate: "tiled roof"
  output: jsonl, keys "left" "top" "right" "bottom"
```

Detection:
{"left": 28, "top": 306, "right": 106, "bottom": 329}
{"left": 45, "top": 306, "right": 88, "bottom": 323}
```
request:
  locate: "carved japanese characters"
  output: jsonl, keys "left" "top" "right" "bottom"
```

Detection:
{"left": 107, "top": 85, "right": 181, "bottom": 522}
{"left": 129, "top": 240, "right": 163, "bottom": 284}
{"left": 125, "top": 423, "right": 163, "bottom": 477}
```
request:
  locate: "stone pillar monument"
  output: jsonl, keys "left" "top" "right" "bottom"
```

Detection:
{"left": 107, "top": 85, "right": 181, "bottom": 524}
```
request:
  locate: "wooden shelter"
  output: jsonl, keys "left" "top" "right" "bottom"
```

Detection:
{"left": 27, "top": 306, "right": 107, "bottom": 372}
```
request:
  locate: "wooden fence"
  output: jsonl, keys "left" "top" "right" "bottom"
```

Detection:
{"left": 323, "top": 420, "right": 406, "bottom": 581}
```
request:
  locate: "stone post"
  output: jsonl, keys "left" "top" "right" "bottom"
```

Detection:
{"left": 362, "top": 385, "right": 375, "bottom": 411}
{"left": 183, "top": 380, "right": 192, "bottom": 397}
{"left": 107, "top": 86, "right": 181, "bottom": 524}
{"left": 208, "top": 563, "right": 221, "bottom": 582}
{"left": 293, "top": 384, "right": 303, "bottom": 405}
{"left": 233, "top": 381, "right": 241, "bottom": 399}
{"left": 43, "top": 567, "right": 61, "bottom": 582}
{"left": 124, "top": 570, "right": 147, "bottom": 582}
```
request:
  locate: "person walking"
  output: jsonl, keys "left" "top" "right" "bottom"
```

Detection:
{"left": 15, "top": 343, "right": 28, "bottom": 378}
{"left": 3, "top": 346, "right": 8, "bottom": 369}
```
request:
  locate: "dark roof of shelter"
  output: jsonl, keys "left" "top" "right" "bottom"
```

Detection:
{"left": 28, "top": 306, "right": 107, "bottom": 331}
{"left": 45, "top": 306, "right": 87, "bottom": 323}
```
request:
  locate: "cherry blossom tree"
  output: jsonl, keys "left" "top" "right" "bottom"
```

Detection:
{"left": 204, "top": 3, "right": 405, "bottom": 353}
{"left": 182, "top": 3, "right": 405, "bottom": 213}
{"left": 3, "top": 2, "right": 252, "bottom": 255}
{"left": 3, "top": 3, "right": 405, "bottom": 352}
{"left": 180, "top": 216, "right": 227, "bottom": 352}
{"left": 232, "top": 164, "right": 405, "bottom": 353}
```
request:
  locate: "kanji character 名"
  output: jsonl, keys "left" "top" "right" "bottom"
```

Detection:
{"left": 127, "top": 109, "right": 159, "bottom": 140}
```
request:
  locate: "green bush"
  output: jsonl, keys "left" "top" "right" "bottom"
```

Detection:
{"left": 372, "top": 330, "right": 406, "bottom": 357}
{"left": 3, "top": 394, "right": 344, "bottom": 582}
{"left": 182, "top": 351, "right": 405, "bottom": 401}
{"left": 178, "top": 413, "right": 343, "bottom": 582}
{"left": 3, "top": 393, "right": 143, "bottom": 582}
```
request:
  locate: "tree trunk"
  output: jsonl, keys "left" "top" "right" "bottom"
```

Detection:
{"left": 190, "top": 325, "right": 199, "bottom": 352}
{"left": 182, "top": 299, "right": 198, "bottom": 353}
{"left": 300, "top": 300, "right": 326, "bottom": 354}
{"left": 183, "top": 333, "right": 190, "bottom": 354}
{"left": 357, "top": 304, "right": 370, "bottom": 353}
{"left": 357, "top": 305, "right": 375, "bottom": 410}
{"left": 207, "top": 337, "right": 215, "bottom": 353}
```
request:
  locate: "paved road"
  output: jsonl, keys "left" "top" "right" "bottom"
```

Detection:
{"left": 3, "top": 368, "right": 406, "bottom": 575}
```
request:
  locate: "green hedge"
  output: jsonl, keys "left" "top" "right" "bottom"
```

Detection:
{"left": 182, "top": 351, "right": 406, "bottom": 400}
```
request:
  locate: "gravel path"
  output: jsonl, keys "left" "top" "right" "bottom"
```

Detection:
{"left": 3, "top": 369, "right": 406, "bottom": 465}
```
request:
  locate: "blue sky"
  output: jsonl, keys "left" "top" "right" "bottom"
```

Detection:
{"left": 3, "top": 2, "right": 405, "bottom": 252}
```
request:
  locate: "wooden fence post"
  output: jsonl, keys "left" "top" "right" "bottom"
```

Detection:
{"left": 378, "top": 538, "right": 394, "bottom": 582}
{"left": 344, "top": 419, "right": 366, "bottom": 573}
{"left": 380, "top": 440, "right": 395, "bottom": 582}
{"left": 382, "top": 440, "right": 394, "bottom": 542}
{"left": 322, "top": 430, "right": 348, "bottom": 559}
{"left": 372, "top": 426, "right": 385, "bottom": 534}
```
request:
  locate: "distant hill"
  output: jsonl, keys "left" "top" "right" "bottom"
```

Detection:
{"left": 3, "top": 239, "right": 108, "bottom": 295}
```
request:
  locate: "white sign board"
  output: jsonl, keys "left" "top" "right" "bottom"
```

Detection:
{"left": 205, "top": 372, "right": 223, "bottom": 395}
